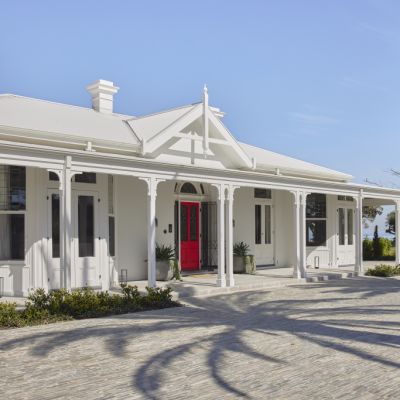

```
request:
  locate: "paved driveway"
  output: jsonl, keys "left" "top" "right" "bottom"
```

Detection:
{"left": 1, "top": 277, "right": 400, "bottom": 400}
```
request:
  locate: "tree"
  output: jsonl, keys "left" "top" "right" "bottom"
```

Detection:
{"left": 362, "top": 206, "right": 383, "bottom": 229}
{"left": 386, "top": 211, "right": 395, "bottom": 234}
{"left": 373, "top": 225, "right": 381, "bottom": 259}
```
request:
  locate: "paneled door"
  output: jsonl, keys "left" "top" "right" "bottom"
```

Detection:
{"left": 180, "top": 202, "right": 200, "bottom": 270}
{"left": 337, "top": 207, "right": 355, "bottom": 266}
{"left": 254, "top": 204, "right": 274, "bottom": 265}
{"left": 72, "top": 191, "right": 100, "bottom": 287}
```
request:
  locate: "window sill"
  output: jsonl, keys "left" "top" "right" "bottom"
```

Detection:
{"left": 0, "top": 260, "right": 26, "bottom": 266}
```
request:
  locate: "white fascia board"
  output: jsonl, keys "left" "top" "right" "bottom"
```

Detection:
{"left": 144, "top": 104, "right": 203, "bottom": 154}
{"left": 208, "top": 111, "right": 253, "bottom": 169}
{"left": 0, "top": 125, "right": 141, "bottom": 154}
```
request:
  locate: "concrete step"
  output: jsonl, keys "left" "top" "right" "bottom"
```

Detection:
{"left": 306, "top": 271, "right": 359, "bottom": 283}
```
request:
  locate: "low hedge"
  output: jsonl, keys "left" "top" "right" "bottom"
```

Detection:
{"left": 0, "top": 285, "right": 178, "bottom": 328}
{"left": 365, "top": 264, "right": 400, "bottom": 277}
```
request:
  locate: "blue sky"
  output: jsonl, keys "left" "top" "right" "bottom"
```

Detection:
{"left": 1, "top": 0, "right": 399, "bottom": 232}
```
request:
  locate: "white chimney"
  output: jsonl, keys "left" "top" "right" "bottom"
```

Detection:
{"left": 86, "top": 79, "right": 119, "bottom": 114}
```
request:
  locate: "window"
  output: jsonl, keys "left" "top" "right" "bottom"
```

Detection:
{"left": 255, "top": 205, "right": 261, "bottom": 244}
{"left": 254, "top": 188, "right": 272, "bottom": 199}
{"left": 49, "top": 172, "right": 59, "bottom": 181}
{"left": 338, "top": 208, "right": 345, "bottom": 246}
{"left": 265, "top": 205, "right": 272, "bottom": 244}
{"left": 180, "top": 182, "right": 197, "bottom": 194}
{"left": 78, "top": 195, "right": 94, "bottom": 257}
{"left": 75, "top": 173, "right": 96, "bottom": 184}
{"left": 306, "top": 193, "right": 326, "bottom": 247}
{"left": 347, "top": 209, "right": 354, "bottom": 245}
{"left": 108, "top": 175, "right": 115, "bottom": 257}
{"left": 306, "top": 220, "right": 326, "bottom": 247}
{"left": 0, "top": 166, "right": 26, "bottom": 260}
{"left": 51, "top": 194, "right": 60, "bottom": 258}
{"left": 338, "top": 195, "right": 353, "bottom": 202}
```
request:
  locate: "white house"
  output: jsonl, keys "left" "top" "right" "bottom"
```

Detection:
{"left": 1, "top": 79, "right": 400, "bottom": 297}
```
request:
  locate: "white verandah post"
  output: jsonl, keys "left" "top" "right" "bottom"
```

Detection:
{"left": 140, "top": 177, "right": 164, "bottom": 288}
{"left": 291, "top": 191, "right": 302, "bottom": 279}
{"left": 299, "top": 191, "right": 309, "bottom": 278}
{"left": 226, "top": 185, "right": 238, "bottom": 287}
{"left": 354, "top": 193, "right": 363, "bottom": 275}
{"left": 395, "top": 201, "right": 400, "bottom": 265}
{"left": 214, "top": 183, "right": 226, "bottom": 287}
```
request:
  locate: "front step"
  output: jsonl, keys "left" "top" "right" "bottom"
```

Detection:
{"left": 306, "top": 271, "right": 359, "bottom": 283}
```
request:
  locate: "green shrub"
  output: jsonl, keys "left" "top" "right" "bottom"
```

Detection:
{"left": 233, "top": 242, "right": 250, "bottom": 257}
{"left": 156, "top": 244, "right": 175, "bottom": 261}
{"left": 1, "top": 285, "right": 178, "bottom": 328}
{"left": 0, "top": 302, "right": 24, "bottom": 328}
{"left": 363, "top": 237, "right": 395, "bottom": 260}
{"left": 142, "top": 286, "right": 173, "bottom": 308}
{"left": 365, "top": 264, "right": 400, "bottom": 277}
{"left": 363, "top": 238, "right": 374, "bottom": 260}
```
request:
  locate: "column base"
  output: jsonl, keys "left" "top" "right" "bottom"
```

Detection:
{"left": 226, "top": 277, "right": 235, "bottom": 287}
{"left": 217, "top": 276, "right": 226, "bottom": 287}
{"left": 292, "top": 267, "right": 302, "bottom": 279}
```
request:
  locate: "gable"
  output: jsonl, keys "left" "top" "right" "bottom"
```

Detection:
{"left": 127, "top": 98, "right": 253, "bottom": 169}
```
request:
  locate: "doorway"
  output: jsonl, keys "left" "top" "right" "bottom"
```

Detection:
{"left": 180, "top": 202, "right": 200, "bottom": 270}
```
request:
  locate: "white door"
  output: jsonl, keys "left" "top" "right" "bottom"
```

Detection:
{"left": 337, "top": 207, "right": 355, "bottom": 266}
{"left": 47, "top": 189, "right": 62, "bottom": 289}
{"left": 72, "top": 191, "right": 100, "bottom": 287}
{"left": 254, "top": 204, "right": 274, "bottom": 265}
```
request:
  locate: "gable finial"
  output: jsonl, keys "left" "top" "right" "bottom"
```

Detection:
{"left": 203, "top": 84, "right": 209, "bottom": 156}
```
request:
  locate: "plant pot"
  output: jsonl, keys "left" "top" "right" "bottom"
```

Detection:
{"left": 156, "top": 260, "right": 174, "bottom": 281}
{"left": 233, "top": 255, "right": 256, "bottom": 274}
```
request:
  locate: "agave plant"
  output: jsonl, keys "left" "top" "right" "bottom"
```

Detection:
{"left": 233, "top": 241, "right": 250, "bottom": 257}
{"left": 156, "top": 244, "right": 175, "bottom": 261}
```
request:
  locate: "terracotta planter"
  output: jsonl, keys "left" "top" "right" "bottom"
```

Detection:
{"left": 156, "top": 260, "right": 174, "bottom": 281}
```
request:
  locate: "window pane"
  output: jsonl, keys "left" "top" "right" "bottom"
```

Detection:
{"left": 52, "top": 194, "right": 60, "bottom": 258}
{"left": 254, "top": 188, "right": 271, "bottom": 199}
{"left": 265, "top": 205, "right": 271, "bottom": 244}
{"left": 108, "top": 175, "right": 114, "bottom": 214}
{"left": 75, "top": 172, "right": 96, "bottom": 184}
{"left": 338, "top": 208, "right": 345, "bottom": 246}
{"left": 255, "top": 205, "right": 261, "bottom": 244}
{"left": 49, "top": 172, "right": 59, "bottom": 181}
{"left": 306, "top": 220, "right": 326, "bottom": 247}
{"left": 78, "top": 196, "right": 94, "bottom": 257}
{"left": 306, "top": 193, "right": 326, "bottom": 218}
{"left": 109, "top": 216, "right": 115, "bottom": 257}
{"left": 0, "top": 214, "right": 24, "bottom": 260}
{"left": 347, "top": 209, "right": 353, "bottom": 245}
{"left": 180, "top": 205, "right": 188, "bottom": 241}
{"left": 190, "top": 205, "right": 197, "bottom": 241}
{"left": 0, "top": 165, "right": 26, "bottom": 211}
{"left": 181, "top": 183, "right": 197, "bottom": 194}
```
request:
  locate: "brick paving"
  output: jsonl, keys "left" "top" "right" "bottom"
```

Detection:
{"left": 1, "top": 276, "right": 400, "bottom": 399}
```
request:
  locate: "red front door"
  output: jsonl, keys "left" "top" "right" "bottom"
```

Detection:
{"left": 180, "top": 202, "right": 200, "bottom": 270}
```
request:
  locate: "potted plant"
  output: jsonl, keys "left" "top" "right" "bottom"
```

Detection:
{"left": 155, "top": 244, "right": 175, "bottom": 281}
{"left": 233, "top": 241, "right": 256, "bottom": 274}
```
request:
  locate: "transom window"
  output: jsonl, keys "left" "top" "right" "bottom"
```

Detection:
{"left": 306, "top": 193, "right": 326, "bottom": 247}
{"left": 180, "top": 182, "right": 197, "bottom": 194}
{"left": 0, "top": 165, "right": 26, "bottom": 261}
{"left": 338, "top": 195, "right": 353, "bottom": 202}
{"left": 254, "top": 188, "right": 272, "bottom": 199}
{"left": 49, "top": 172, "right": 97, "bottom": 184}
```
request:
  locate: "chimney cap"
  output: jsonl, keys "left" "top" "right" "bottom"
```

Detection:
{"left": 86, "top": 79, "right": 119, "bottom": 114}
{"left": 86, "top": 79, "right": 119, "bottom": 95}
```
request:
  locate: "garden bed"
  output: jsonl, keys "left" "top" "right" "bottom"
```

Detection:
{"left": 365, "top": 264, "right": 400, "bottom": 277}
{"left": 0, "top": 285, "right": 180, "bottom": 329}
